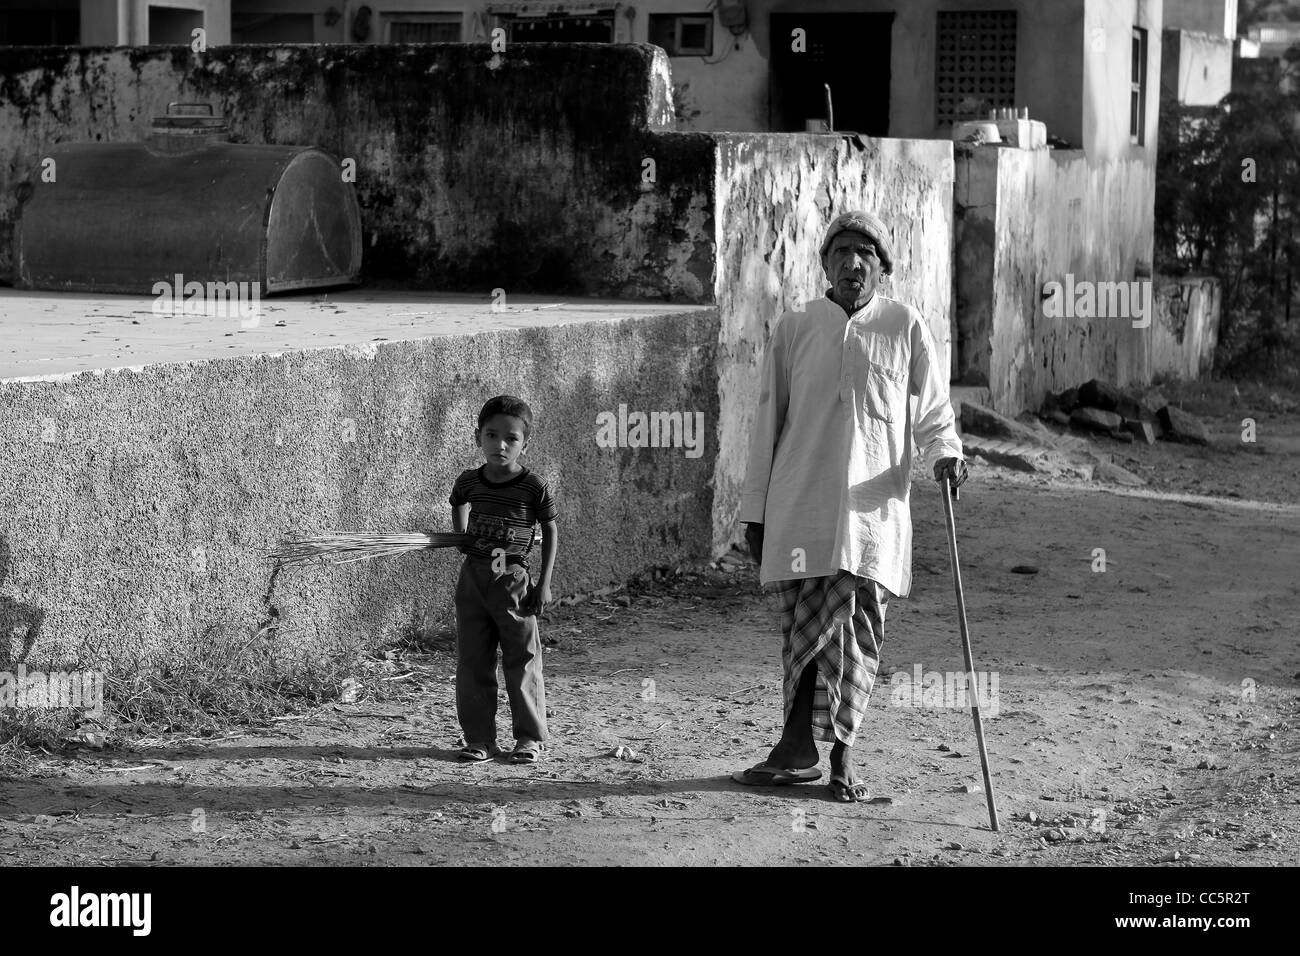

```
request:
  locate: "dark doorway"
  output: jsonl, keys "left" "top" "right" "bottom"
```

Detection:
{"left": 0, "top": 3, "right": 79, "bottom": 45}
{"left": 769, "top": 12, "right": 893, "bottom": 136}
{"left": 148, "top": 5, "right": 204, "bottom": 44}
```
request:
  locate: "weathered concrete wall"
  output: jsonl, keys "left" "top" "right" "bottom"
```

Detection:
{"left": 0, "top": 310, "right": 719, "bottom": 671}
{"left": 850, "top": 0, "right": 1087, "bottom": 145}
{"left": 956, "top": 145, "right": 1178, "bottom": 413}
{"left": 1084, "top": 0, "right": 1162, "bottom": 161}
{"left": 1162, "top": 0, "right": 1235, "bottom": 39}
{"left": 1146, "top": 274, "right": 1220, "bottom": 380}
{"left": 1161, "top": 28, "right": 1233, "bottom": 106}
{"left": 0, "top": 43, "right": 713, "bottom": 300}
{"left": 711, "top": 133, "right": 954, "bottom": 551}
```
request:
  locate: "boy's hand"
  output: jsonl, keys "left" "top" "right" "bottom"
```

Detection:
{"left": 744, "top": 522, "right": 764, "bottom": 565}
{"left": 527, "top": 581, "right": 552, "bottom": 616}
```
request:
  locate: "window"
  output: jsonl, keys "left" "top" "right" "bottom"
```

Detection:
{"left": 935, "top": 11, "right": 1017, "bottom": 126}
{"left": 1131, "top": 27, "right": 1147, "bottom": 144}
{"left": 1256, "top": 24, "right": 1300, "bottom": 45}
{"left": 386, "top": 12, "right": 464, "bottom": 43}
{"left": 648, "top": 13, "right": 714, "bottom": 56}
{"left": 148, "top": 5, "right": 204, "bottom": 44}
{"left": 0, "top": 6, "right": 79, "bottom": 45}
{"left": 497, "top": 12, "right": 615, "bottom": 43}
{"left": 232, "top": 13, "right": 316, "bottom": 43}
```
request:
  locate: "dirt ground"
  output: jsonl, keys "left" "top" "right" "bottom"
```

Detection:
{"left": 1, "top": 385, "right": 1297, "bottom": 866}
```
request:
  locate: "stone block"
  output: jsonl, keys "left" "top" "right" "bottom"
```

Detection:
{"left": 1071, "top": 407, "right": 1123, "bottom": 433}
{"left": 1158, "top": 404, "right": 1210, "bottom": 444}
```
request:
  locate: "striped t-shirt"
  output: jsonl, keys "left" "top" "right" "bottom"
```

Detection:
{"left": 449, "top": 466, "right": 557, "bottom": 564}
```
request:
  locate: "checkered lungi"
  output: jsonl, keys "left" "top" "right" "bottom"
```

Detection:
{"left": 774, "top": 571, "right": 890, "bottom": 747}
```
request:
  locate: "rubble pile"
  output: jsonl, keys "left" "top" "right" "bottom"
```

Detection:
{"left": 958, "top": 379, "right": 1212, "bottom": 487}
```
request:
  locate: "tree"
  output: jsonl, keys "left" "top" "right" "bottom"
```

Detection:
{"left": 1156, "top": 51, "right": 1300, "bottom": 375}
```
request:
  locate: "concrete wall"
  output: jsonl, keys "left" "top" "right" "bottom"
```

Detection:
{"left": 1161, "top": 27, "right": 1234, "bottom": 105}
{"left": 710, "top": 133, "right": 954, "bottom": 550}
{"left": 956, "top": 145, "right": 1172, "bottom": 412}
{"left": 80, "top": 0, "right": 233, "bottom": 45}
{"left": 1147, "top": 274, "right": 1220, "bottom": 379}
{"left": 0, "top": 43, "right": 709, "bottom": 301}
{"left": 0, "top": 311, "right": 719, "bottom": 671}
{"left": 848, "top": 0, "right": 1087, "bottom": 146}
{"left": 1084, "top": 0, "right": 1162, "bottom": 160}
{"left": 1163, "top": 0, "right": 1236, "bottom": 38}
{"left": 335, "top": 0, "right": 1090, "bottom": 140}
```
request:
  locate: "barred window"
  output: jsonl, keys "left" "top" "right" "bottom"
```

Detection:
{"left": 935, "top": 11, "right": 1017, "bottom": 126}
{"left": 386, "top": 13, "right": 464, "bottom": 43}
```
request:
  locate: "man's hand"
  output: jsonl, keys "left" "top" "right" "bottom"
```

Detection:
{"left": 933, "top": 457, "right": 968, "bottom": 489}
{"left": 744, "top": 523, "right": 764, "bottom": 566}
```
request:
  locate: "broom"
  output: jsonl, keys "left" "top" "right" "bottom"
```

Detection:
{"left": 269, "top": 531, "right": 470, "bottom": 567}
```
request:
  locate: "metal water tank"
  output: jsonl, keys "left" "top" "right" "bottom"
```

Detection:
{"left": 11, "top": 103, "right": 362, "bottom": 295}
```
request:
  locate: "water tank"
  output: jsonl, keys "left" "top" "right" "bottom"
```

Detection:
{"left": 11, "top": 103, "right": 362, "bottom": 295}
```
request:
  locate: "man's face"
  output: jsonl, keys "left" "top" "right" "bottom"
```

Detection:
{"left": 823, "top": 230, "right": 883, "bottom": 305}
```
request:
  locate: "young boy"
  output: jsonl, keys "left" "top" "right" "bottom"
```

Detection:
{"left": 448, "top": 396, "right": 557, "bottom": 765}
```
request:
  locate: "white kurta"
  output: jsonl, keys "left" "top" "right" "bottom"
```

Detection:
{"left": 739, "top": 293, "right": 964, "bottom": 598}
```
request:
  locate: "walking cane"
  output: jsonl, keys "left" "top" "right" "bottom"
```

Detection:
{"left": 940, "top": 477, "right": 1001, "bottom": 832}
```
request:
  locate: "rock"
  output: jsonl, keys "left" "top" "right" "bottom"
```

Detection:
{"left": 1108, "top": 429, "right": 1134, "bottom": 444}
{"left": 1044, "top": 828, "right": 1067, "bottom": 842}
{"left": 1158, "top": 405, "right": 1210, "bottom": 444}
{"left": 960, "top": 402, "right": 1047, "bottom": 444}
{"left": 1158, "top": 850, "right": 1181, "bottom": 862}
{"left": 947, "top": 841, "right": 963, "bottom": 850}
{"left": 1197, "top": 755, "right": 1220, "bottom": 770}
{"left": 1141, "top": 388, "right": 1168, "bottom": 412}
{"left": 1010, "top": 565, "right": 1038, "bottom": 574}
{"left": 1048, "top": 410, "right": 1072, "bottom": 427}
{"left": 1094, "top": 461, "right": 1146, "bottom": 486}
{"left": 1123, "top": 420, "right": 1157, "bottom": 444}
{"left": 961, "top": 435, "right": 1067, "bottom": 475}
{"left": 868, "top": 796, "right": 893, "bottom": 805}
{"left": 1071, "top": 407, "right": 1124, "bottom": 432}
{"left": 960, "top": 782, "right": 983, "bottom": 794}
{"left": 1078, "top": 379, "right": 1124, "bottom": 411}
{"left": 1027, "top": 811, "right": 1039, "bottom": 824}
{"left": 614, "top": 595, "right": 631, "bottom": 607}
{"left": 937, "top": 743, "right": 951, "bottom": 751}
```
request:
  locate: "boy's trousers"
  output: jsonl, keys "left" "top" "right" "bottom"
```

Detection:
{"left": 453, "top": 555, "right": 548, "bottom": 745}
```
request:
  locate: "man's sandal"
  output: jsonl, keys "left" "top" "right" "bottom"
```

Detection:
{"left": 828, "top": 775, "right": 871, "bottom": 802}
{"left": 732, "top": 764, "right": 823, "bottom": 786}
{"left": 509, "top": 740, "right": 543, "bottom": 764}
{"left": 458, "top": 743, "right": 500, "bottom": 762}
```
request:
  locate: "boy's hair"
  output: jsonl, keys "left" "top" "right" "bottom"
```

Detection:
{"left": 477, "top": 395, "right": 533, "bottom": 437}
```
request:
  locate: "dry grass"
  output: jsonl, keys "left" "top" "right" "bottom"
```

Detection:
{"left": 270, "top": 531, "right": 466, "bottom": 566}
{"left": 0, "top": 628, "right": 369, "bottom": 767}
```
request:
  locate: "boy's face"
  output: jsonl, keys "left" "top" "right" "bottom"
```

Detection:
{"left": 476, "top": 413, "right": 528, "bottom": 469}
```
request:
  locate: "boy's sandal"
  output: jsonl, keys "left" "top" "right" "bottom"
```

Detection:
{"left": 458, "top": 743, "right": 500, "bottom": 762}
{"left": 508, "top": 741, "right": 543, "bottom": 764}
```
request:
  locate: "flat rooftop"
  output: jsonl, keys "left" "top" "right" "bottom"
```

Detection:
{"left": 0, "top": 287, "right": 714, "bottom": 381}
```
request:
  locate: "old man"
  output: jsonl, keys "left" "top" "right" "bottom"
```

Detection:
{"left": 734, "top": 210, "right": 967, "bottom": 802}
